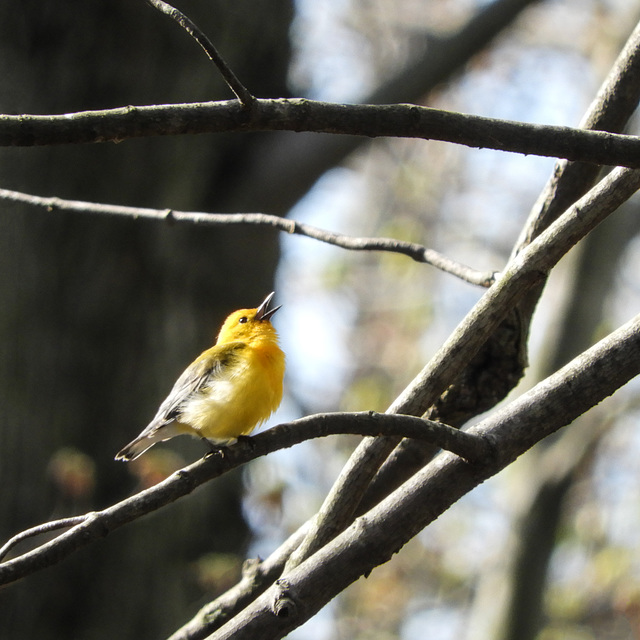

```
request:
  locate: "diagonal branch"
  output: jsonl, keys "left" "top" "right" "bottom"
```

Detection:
{"left": 344, "top": 13, "right": 640, "bottom": 518}
{"left": 513, "top": 18, "right": 640, "bottom": 253}
{"left": 212, "top": 311, "right": 640, "bottom": 640}
{"left": 0, "top": 188, "right": 494, "bottom": 287}
{"left": 144, "top": 0, "right": 256, "bottom": 107}
{"left": 284, "top": 165, "right": 640, "bottom": 571}
{"left": 168, "top": 523, "right": 310, "bottom": 640}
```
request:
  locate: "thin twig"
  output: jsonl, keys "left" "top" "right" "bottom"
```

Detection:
{"left": 0, "top": 188, "right": 494, "bottom": 287}
{"left": 0, "top": 516, "right": 87, "bottom": 562}
{"left": 278, "top": 412, "right": 491, "bottom": 462}
{"left": 145, "top": 0, "right": 255, "bottom": 108}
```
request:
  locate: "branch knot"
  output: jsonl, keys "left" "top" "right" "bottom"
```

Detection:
{"left": 272, "top": 578, "right": 298, "bottom": 618}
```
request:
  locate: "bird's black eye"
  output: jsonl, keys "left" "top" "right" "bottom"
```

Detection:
{"left": 239, "top": 316, "right": 248, "bottom": 324}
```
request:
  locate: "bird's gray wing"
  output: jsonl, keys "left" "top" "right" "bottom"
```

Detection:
{"left": 146, "top": 342, "right": 245, "bottom": 434}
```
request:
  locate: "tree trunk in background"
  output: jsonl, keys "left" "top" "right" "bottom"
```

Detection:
{"left": 0, "top": 2, "right": 292, "bottom": 638}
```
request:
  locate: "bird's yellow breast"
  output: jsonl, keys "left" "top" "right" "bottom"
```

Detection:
{"left": 177, "top": 339, "right": 284, "bottom": 443}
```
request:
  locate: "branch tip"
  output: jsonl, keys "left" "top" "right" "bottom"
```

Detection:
{"left": 0, "top": 188, "right": 490, "bottom": 287}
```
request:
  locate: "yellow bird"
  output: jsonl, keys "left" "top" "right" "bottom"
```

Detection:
{"left": 116, "top": 292, "right": 285, "bottom": 461}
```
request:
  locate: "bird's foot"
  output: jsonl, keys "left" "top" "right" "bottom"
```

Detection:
{"left": 202, "top": 438, "right": 226, "bottom": 459}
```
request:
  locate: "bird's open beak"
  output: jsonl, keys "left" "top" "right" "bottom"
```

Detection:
{"left": 256, "top": 291, "right": 281, "bottom": 321}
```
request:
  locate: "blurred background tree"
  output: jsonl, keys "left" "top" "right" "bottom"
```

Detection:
{"left": 2, "top": 1, "right": 640, "bottom": 639}
{"left": 0, "top": 1, "right": 292, "bottom": 638}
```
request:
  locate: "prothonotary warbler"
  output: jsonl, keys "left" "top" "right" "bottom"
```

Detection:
{"left": 116, "top": 292, "right": 285, "bottom": 461}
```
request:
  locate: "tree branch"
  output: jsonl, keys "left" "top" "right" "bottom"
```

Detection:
{"left": 219, "top": 0, "right": 542, "bottom": 214}
{"left": 2, "top": 99, "right": 640, "bottom": 168}
{"left": 0, "top": 516, "right": 86, "bottom": 563}
{"left": 144, "top": 0, "right": 256, "bottom": 108}
{"left": 513, "top": 18, "right": 640, "bottom": 254}
{"left": 285, "top": 165, "right": 640, "bottom": 570}
{"left": 0, "top": 188, "right": 494, "bottom": 287}
{"left": 0, "top": 412, "right": 485, "bottom": 583}
{"left": 211, "top": 311, "right": 640, "bottom": 640}
{"left": 232, "top": 18, "right": 640, "bottom": 629}
{"left": 168, "top": 524, "right": 310, "bottom": 640}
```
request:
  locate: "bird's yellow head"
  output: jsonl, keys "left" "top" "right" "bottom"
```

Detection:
{"left": 216, "top": 292, "right": 282, "bottom": 346}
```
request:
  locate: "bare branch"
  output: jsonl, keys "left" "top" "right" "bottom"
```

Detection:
{"left": 0, "top": 188, "right": 494, "bottom": 287}
{"left": 353, "top": 12, "right": 640, "bottom": 529}
{"left": 0, "top": 412, "right": 485, "bottom": 585}
{"left": 211, "top": 311, "right": 640, "bottom": 640}
{"left": 144, "top": 0, "right": 256, "bottom": 107}
{"left": 286, "top": 165, "right": 640, "bottom": 570}
{"left": 0, "top": 516, "right": 86, "bottom": 562}
{"left": 168, "top": 524, "right": 310, "bottom": 640}
{"left": 218, "top": 0, "right": 545, "bottom": 214}
{"left": 513, "top": 18, "right": 640, "bottom": 254}
{"left": 2, "top": 100, "right": 640, "bottom": 169}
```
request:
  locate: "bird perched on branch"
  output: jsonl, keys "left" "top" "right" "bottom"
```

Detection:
{"left": 116, "top": 292, "right": 285, "bottom": 461}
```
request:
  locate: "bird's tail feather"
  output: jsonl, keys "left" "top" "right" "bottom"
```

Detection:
{"left": 115, "top": 423, "right": 182, "bottom": 461}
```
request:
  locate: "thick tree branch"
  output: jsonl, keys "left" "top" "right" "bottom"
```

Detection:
{"left": 334, "top": 14, "right": 640, "bottom": 523}
{"left": 1, "top": 100, "right": 640, "bottom": 168}
{"left": 212, "top": 311, "right": 640, "bottom": 640}
{"left": 285, "top": 166, "right": 640, "bottom": 570}
{"left": 0, "top": 412, "right": 484, "bottom": 583}
{"left": 0, "top": 188, "right": 494, "bottom": 287}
